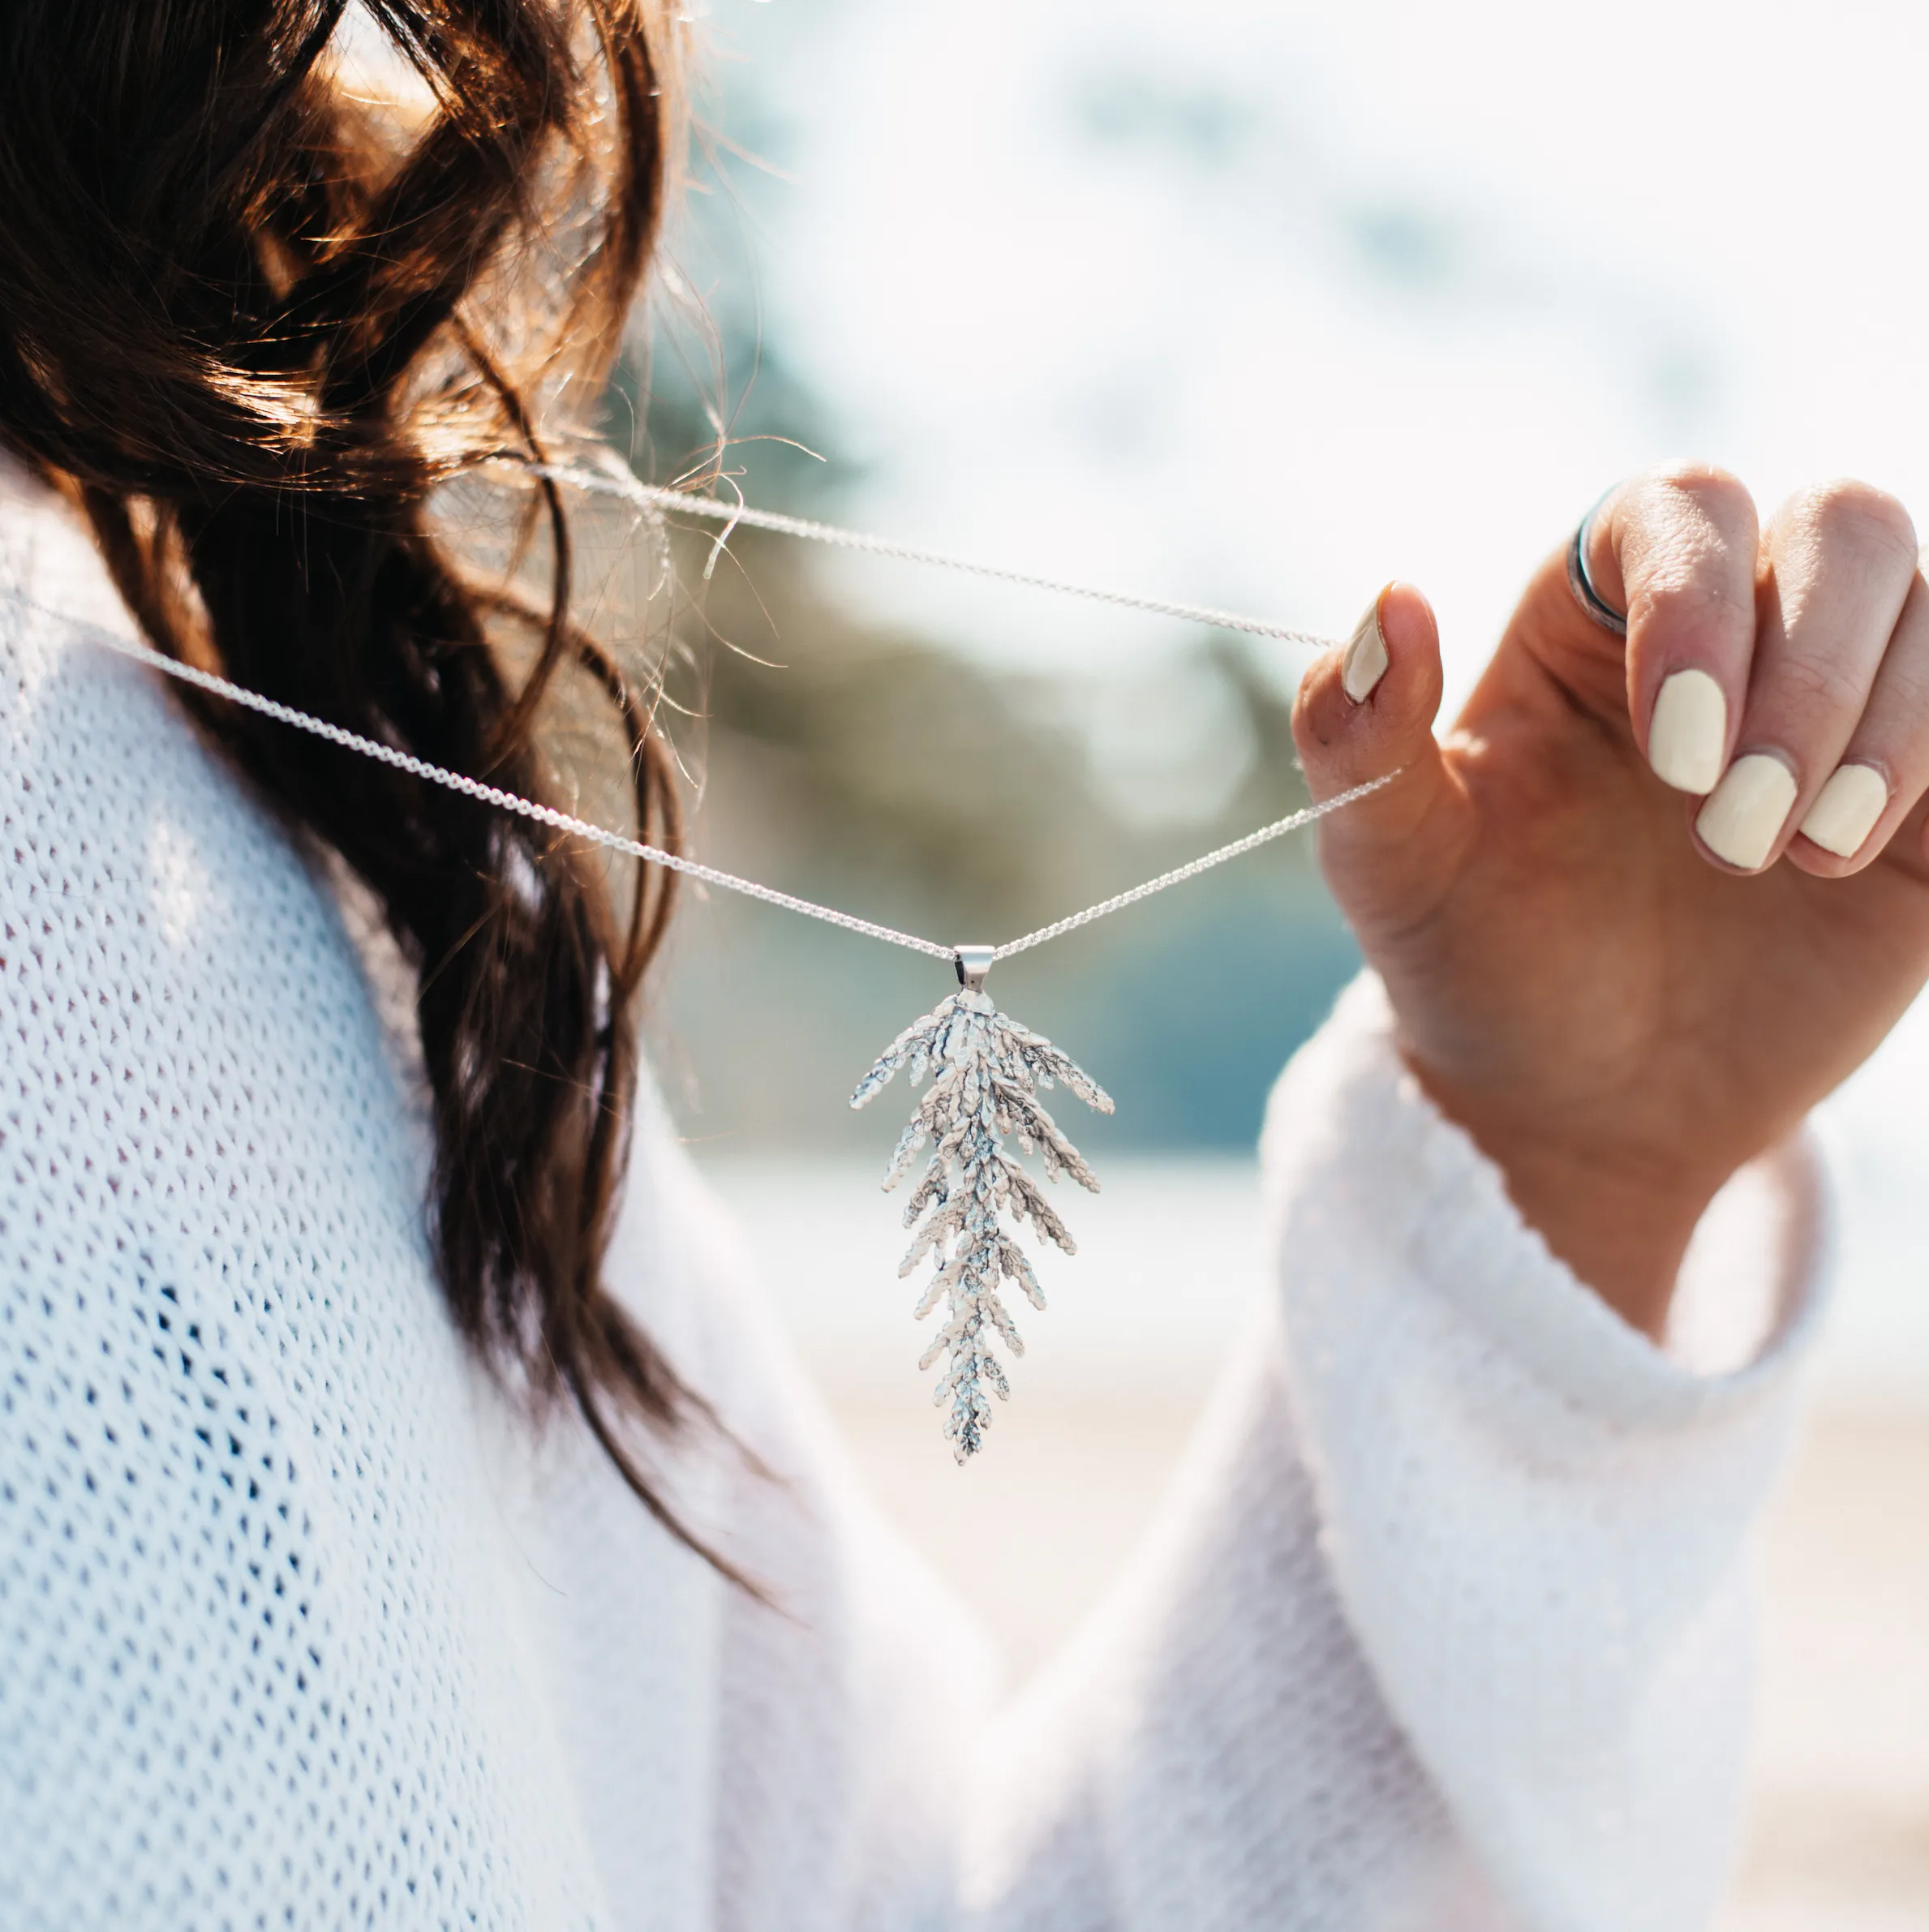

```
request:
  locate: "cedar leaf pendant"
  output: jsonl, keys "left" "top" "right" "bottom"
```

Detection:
{"left": 850, "top": 951, "right": 1114, "bottom": 1462}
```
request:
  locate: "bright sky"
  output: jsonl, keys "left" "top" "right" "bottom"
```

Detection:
{"left": 681, "top": 0, "right": 1929, "bottom": 1348}
{"left": 695, "top": 0, "right": 1929, "bottom": 706}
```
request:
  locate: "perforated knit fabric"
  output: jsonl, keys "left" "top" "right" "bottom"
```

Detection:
{"left": 0, "top": 461, "right": 1826, "bottom": 1932}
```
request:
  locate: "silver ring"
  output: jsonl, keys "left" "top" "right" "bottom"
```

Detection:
{"left": 1566, "top": 496, "right": 1628, "bottom": 638}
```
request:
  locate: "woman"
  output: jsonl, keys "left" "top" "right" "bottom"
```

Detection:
{"left": 0, "top": 4, "right": 1920, "bottom": 1928}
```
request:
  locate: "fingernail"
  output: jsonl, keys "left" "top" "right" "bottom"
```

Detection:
{"left": 1647, "top": 669, "right": 1727, "bottom": 793}
{"left": 1800, "top": 762, "right": 1889, "bottom": 858}
{"left": 1695, "top": 753, "right": 1798, "bottom": 870}
{"left": 1343, "top": 595, "right": 1389, "bottom": 702}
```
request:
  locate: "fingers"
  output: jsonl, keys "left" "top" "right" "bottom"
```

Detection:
{"left": 1293, "top": 582, "right": 1471, "bottom": 928}
{"left": 1695, "top": 481, "right": 1921, "bottom": 873}
{"left": 1787, "top": 567, "right": 1929, "bottom": 874}
{"left": 1592, "top": 468, "right": 1929, "bottom": 878}
{"left": 1584, "top": 463, "right": 1759, "bottom": 795}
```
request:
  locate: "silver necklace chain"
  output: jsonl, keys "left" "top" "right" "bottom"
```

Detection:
{"left": 521, "top": 459, "right": 1341, "bottom": 649}
{"left": 17, "top": 477, "right": 1391, "bottom": 969}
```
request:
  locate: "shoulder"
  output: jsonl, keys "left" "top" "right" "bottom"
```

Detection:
{"left": 0, "top": 471, "right": 612, "bottom": 1921}
{"left": 0, "top": 495, "right": 380, "bottom": 1093}
{"left": 0, "top": 465, "right": 432, "bottom": 1295}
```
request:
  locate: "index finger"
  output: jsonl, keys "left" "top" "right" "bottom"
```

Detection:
{"left": 1584, "top": 464, "right": 1761, "bottom": 794}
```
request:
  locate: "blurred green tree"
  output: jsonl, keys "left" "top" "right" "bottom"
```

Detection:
{"left": 585, "top": 177, "right": 1360, "bottom": 1153}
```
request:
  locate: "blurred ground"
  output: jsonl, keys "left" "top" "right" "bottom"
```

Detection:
{"left": 704, "top": 1154, "right": 1929, "bottom": 1929}
{"left": 1728, "top": 1406, "right": 1929, "bottom": 1932}
{"left": 830, "top": 1397, "right": 1929, "bottom": 1932}
{"left": 660, "top": 9, "right": 1929, "bottom": 1916}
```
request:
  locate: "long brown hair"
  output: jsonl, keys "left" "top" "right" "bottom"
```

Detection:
{"left": 0, "top": 2, "right": 724, "bottom": 1555}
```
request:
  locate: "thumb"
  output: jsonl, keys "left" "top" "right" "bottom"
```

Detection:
{"left": 1291, "top": 582, "right": 1472, "bottom": 934}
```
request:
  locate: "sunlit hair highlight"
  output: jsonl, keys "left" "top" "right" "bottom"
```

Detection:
{"left": 0, "top": 0, "right": 741, "bottom": 1567}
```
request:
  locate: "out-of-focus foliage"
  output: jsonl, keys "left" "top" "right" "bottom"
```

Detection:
{"left": 574, "top": 164, "right": 1360, "bottom": 1153}
{"left": 612, "top": 513, "right": 1358, "bottom": 1151}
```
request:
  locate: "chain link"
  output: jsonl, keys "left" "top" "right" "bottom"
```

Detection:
{"left": 519, "top": 460, "right": 1344, "bottom": 651}
{"left": 991, "top": 774, "right": 1396, "bottom": 960}
{"left": 17, "top": 505, "right": 1392, "bottom": 976}
{"left": 19, "top": 599, "right": 956, "bottom": 961}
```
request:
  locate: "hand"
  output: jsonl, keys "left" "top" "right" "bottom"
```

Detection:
{"left": 1292, "top": 466, "right": 1929, "bottom": 1336}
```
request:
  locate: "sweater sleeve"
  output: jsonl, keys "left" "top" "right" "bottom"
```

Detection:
{"left": 663, "top": 972, "right": 1826, "bottom": 1932}
{"left": 1254, "top": 973, "right": 1824, "bottom": 1928}
{"left": 0, "top": 479, "right": 1826, "bottom": 1932}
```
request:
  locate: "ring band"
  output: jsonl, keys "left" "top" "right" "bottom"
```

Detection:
{"left": 1566, "top": 498, "right": 1628, "bottom": 638}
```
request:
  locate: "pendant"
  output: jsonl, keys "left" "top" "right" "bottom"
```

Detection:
{"left": 851, "top": 947, "right": 1114, "bottom": 1461}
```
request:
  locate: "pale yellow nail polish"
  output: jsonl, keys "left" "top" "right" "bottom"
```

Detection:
{"left": 1695, "top": 754, "right": 1798, "bottom": 870}
{"left": 1800, "top": 763, "right": 1888, "bottom": 858}
{"left": 1647, "top": 669, "right": 1727, "bottom": 794}
{"left": 1342, "top": 598, "right": 1389, "bottom": 702}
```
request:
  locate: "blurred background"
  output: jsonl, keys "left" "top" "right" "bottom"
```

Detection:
{"left": 602, "top": 2, "right": 1929, "bottom": 1922}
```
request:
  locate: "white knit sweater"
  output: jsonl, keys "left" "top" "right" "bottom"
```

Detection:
{"left": 0, "top": 461, "right": 1825, "bottom": 1932}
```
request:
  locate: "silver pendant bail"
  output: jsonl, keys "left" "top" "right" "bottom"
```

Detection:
{"left": 953, "top": 945, "right": 996, "bottom": 994}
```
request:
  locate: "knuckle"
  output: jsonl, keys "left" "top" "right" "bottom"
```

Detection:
{"left": 1617, "top": 463, "right": 1758, "bottom": 603}
{"left": 1646, "top": 457, "right": 1748, "bottom": 504}
{"left": 1874, "top": 649, "right": 1929, "bottom": 719}
{"left": 1629, "top": 569, "right": 1751, "bottom": 639}
{"left": 1637, "top": 460, "right": 1755, "bottom": 530}
{"left": 1776, "top": 650, "right": 1866, "bottom": 719}
{"left": 1796, "top": 478, "right": 1918, "bottom": 565}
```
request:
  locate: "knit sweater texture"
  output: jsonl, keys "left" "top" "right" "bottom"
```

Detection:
{"left": 0, "top": 462, "right": 1824, "bottom": 1931}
